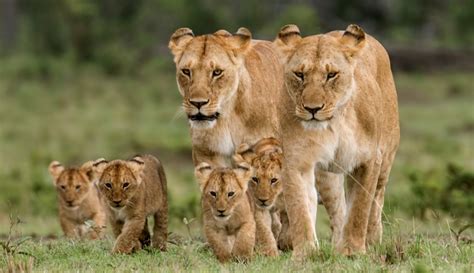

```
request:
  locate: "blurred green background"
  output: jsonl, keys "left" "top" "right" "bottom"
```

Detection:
{"left": 0, "top": 0, "right": 472, "bottom": 237}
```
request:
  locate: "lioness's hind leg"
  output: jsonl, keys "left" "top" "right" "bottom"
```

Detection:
{"left": 152, "top": 208, "right": 168, "bottom": 251}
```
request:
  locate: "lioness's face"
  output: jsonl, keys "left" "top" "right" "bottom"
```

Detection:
{"left": 93, "top": 158, "right": 145, "bottom": 209}
{"left": 276, "top": 24, "right": 366, "bottom": 130}
{"left": 249, "top": 153, "right": 282, "bottom": 209}
{"left": 195, "top": 162, "right": 251, "bottom": 221}
{"left": 169, "top": 28, "right": 252, "bottom": 129}
{"left": 49, "top": 161, "right": 94, "bottom": 209}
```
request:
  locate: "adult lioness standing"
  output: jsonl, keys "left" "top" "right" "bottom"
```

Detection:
{"left": 274, "top": 24, "right": 400, "bottom": 260}
{"left": 168, "top": 28, "right": 284, "bottom": 168}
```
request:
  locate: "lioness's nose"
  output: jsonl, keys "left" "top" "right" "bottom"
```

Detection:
{"left": 189, "top": 99, "right": 209, "bottom": 109}
{"left": 304, "top": 104, "right": 324, "bottom": 115}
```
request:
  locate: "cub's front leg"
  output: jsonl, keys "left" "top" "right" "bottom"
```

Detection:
{"left": 60, "top": 216, "right": 79, "bottom": 239}
{"left": 232, "top": 220, "right": 256, "bottom": 262}
{"left": 112, "top": 217, "right": 145, "bottom": 254}
{"left": 254, "top": 209, "right": 279, "bottom": 257}
{"left": 205, "top": 226, "right": 232, "bottom": 263}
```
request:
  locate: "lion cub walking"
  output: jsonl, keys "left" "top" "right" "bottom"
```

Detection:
{"left": 48, "top": 160, "right": 107, "bottom": 239}
{"left": 195, "top": 158, "right": 255, "bottom": 263}
{"left": 93, "top": 155, "right": 168, "bottom": 254}
{"left": 237, "top": 137, "right": 291, "bottom": 256}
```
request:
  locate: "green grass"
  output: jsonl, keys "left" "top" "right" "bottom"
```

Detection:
{"left": 0, "top": 58, "right": 473, "bottom": 271}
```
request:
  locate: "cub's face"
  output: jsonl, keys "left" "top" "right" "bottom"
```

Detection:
{"left": 195, "top": 162, "right": 251, "bottom": 221}
{"left": 249, "top": 153, "right": 283, "bottom": 209}
{"left": 92, "top": 157, "right": 145, "bottom": 209}
{"left": 169, "top": 28, "right": 252, "bottom": 129}
{"left": 275, "top": 24, "right": 366, "bottom": 130}
{"left": 49, "top": 161, "right": 95, "bottom": 209}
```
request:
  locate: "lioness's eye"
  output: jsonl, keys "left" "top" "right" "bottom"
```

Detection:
{"left": 252, "top": 177, "right": 259, "bottom": 183}
{"left": 327, "top": 72, "right": 338, "bottom": 80}
{"left": 294, "top": 72, "right": 304, "bottom": 81}
{"left": 212, "top": 69, "right": 222, "bottom": 77}
{"left": 228, "top": 192, "right": 235, "bottom": 197}
{"left": 105, "top": 183, "right": 112, "bottom": 189}
{"left": 271, "top": 178, "right": 278, "bottom": 184}
{"left": 123, "top": 182, "right": 130, "bottom": 189}
{"left": 210, "top": 191, "right": 217, "bottom": 197}
{"left": 181, "top": 69, "right": 191, "bottom": 76}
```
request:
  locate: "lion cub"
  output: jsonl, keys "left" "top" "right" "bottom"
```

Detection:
{"left": 195, "top": 158, "right": 255, "bottom": 263}
{"left": 237, "top": 137, "right": 291, "bottom": 254}
{"left": 92, "top": 155, "right": 168, "bottom": 254}
{"left": 48, "top": 160, "right": 107, "bottom": 239}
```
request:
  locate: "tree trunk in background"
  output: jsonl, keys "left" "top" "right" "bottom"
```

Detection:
{"left": 1, "top": 0, "right": 17, "bottom": 53}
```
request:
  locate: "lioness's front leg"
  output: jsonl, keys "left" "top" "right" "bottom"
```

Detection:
{"left": 232, "top": 220, "right": 256, "bottom": 262}
{"left": 254, "top": 209, "right": 279, "bottom": 257}
{"left": 284, "top": 167, "right": 317, "bottom": 260}
{"left": 338, "top": 161, "right": 380, "bottom": 255}
{"left": 113, "top": 217, "right": 145, "bottom": 254}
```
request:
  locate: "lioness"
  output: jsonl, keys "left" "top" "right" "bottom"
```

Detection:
{"left": 168, "top": 27, "right": 284, "bottom": 168}
{"left": 48, "top": 160, "right": 106, "bottom": 239}
{"left": 195, "top": 159, "right": 255, "bottom": 263}
{"left": 92, "top": 155, "right": 168, "bottom": 254}
{"left": 275, "top": 24, "right": 400, "bottom": 259}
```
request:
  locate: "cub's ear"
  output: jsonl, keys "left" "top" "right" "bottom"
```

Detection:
{"left": 233, "top": 158, "right": 252, "bottom": 191}
{"left": 194, "top": 162, "right": 213, "bottom": 191}
{"left": 214, "top": 29, "right": 232, "bottom": 37}
{"left": 48, "top": 161, "right": 65, "bottom": 182}
{"left": 92, "top": 158, "right": 108, "bottom": 178}
{"left": 169, "top": 27, "right": 194, "bottom": 59}
{"left": 81, "top": 158, "right": 105, "bottom": 182}
{"left": 226, "top": 27, "right": 252, "bottom": 53}
{"left": 274, "top": 24, "right": 301, "bottom": 56}
{"left": 235, "top": 143, "right": 256, "bottom": 164}
{"left": 340, "top": 24, "right": 366, "bottom": 57}
{"left": 127, "top": 156, "right": 145, "bottom": 183}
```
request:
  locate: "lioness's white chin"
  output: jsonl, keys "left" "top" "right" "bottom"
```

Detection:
{"left": 189, "top": 120, "right": 217, "bottom": 129}
{"left": 301, "top": 120, "right": 329, "bottom": 131}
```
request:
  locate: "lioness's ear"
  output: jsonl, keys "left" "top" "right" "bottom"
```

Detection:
{"left": 227, "top": 27, "right": 252, "bottom": 53}
{"left": 48, "top": 161, "right": 65, "bottom": 182}
{"left": 194, "top": 162, "right": 213, "bottom": 191}
{"left": 169, "top": 27, "right": 194, "bottom": 59}
{"left": 340, "top": 24, "right": 366, "bottom": 57}
{"left": 274, "top": 24, "right": 301, "bottom": 53}
{"left": 127, "top": 156, "right": 145, "bottom": 183}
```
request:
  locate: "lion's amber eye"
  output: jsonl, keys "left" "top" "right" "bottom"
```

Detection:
{"left": 252, "top": 177, "right": 259, "bottom": 183}
{"left": 327, "top": 72, "right": 338, "bottom": 80}
{"left": 210, "top": 191, "right": 217, "bottom": 197}
{"left": 181, "top": 69, "right": 191, "bottom": 76}
{"left": 228, "top": 192, "right": 235, "bottom": 197}
{"left": 271, "top": 178, "right": 278, "bottom": 184}
{"left": 105, "top": 183, "right": 112, "bottom": 189}
{"left": 123, "top": 182, "right": 130, "bottom": 189}
{"left": 294, "top": 72, "right": 304, "bottom": 81}
{"left": 212, "top": 69, "right": 222, "bottom": 77}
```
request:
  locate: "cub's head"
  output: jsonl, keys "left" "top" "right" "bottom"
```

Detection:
{"left": 275, "top": 24, "right": 367, "bottom": 130}
{"left": 194, "top": 160, "right": 252, "bottom": 221}
{"left": 236, "top": 138, "right": 283, "bottom": 209}
{"left": 49, "top": 160, "right": 98, "bottom": 209}
{"left": 169, "top": 27, "right": 252, "bottom": 129}
{"left": 92, "top": 156, "right": 145, "bottom": 209}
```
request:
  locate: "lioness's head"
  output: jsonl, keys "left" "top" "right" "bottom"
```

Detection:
{"left": 236, "top": 138, "right": 283, "bottom": 209}
{"left": 169, "top": 27, "right": 252, "bottom": 129}
{"left": 49, "top": 160, "right": 98, "bottom": 209}
{"left": 195, "top": 160, "right": 252, "bottom": 221}
{"left": 275, "top": 24, "right": 367, "bottom": 130}
{"left": 92, "top": 156, "right": 145, "bottom": 209}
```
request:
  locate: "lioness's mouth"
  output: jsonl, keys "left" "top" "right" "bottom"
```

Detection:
{"left": 188, "top": 112, "right": 220, "bottom": 121}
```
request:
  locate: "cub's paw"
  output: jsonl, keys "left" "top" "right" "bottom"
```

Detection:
{"left": 112, "top": 239, "right": 142, "bottom": 254}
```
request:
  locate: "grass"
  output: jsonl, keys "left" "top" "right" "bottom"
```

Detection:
{"left": 0, "top": 57, "right": 472, "bottom": 271}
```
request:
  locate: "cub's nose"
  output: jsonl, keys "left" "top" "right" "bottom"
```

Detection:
{"left": 189, "top": 99, "right": 209, "bottom": 109}
{"left": 303, "top": 104, "right": 324, "bottom": 115}
{"left": 113, "top": 201, "right": 121, "bottom": 206}
{"left": 217, "top": 209, "right": 225, "bottom": 214}
{"left": 66, "top": 201, "right": 73, "bottom": 206}
{"left": 258, "top": 198, "right": 269, "bottom": 205}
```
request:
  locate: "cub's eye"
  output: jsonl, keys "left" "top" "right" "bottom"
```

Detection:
{"left": 75, "top": 185, "right": 81, "bottom": 190}
{"left": 181, "top": 69, "right": 191, "bottom": 77}
{"left": 294, "top": 72, "right": 304, "bottom": 81}
{"left": 212, "top": 69, "right": 222, "bottom": 77}
{"left": 210, "top": 191, "right": 217, "bottom": 197}
{"left": 228, "top": 192, "right": 235, "bottom": 197}
{"left": 252, "top": 177, "right": 259, "bottom": 184}
{"left": 271, "top": 178, "right": 278, "bottom": 184}
{"left": 60, "top": 185, "right": 66, "bottom": 190}
{"left": 327, "top": 72, "right": 338, "bottom": 80}
{"left": 105, "top": 183, "right": 112, "bottom": 189}
{"left": 123, "top": 182, "right": 130, "bottom": 189}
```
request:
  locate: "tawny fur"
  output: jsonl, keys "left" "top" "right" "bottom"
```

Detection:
{"left": 48, "top": 160, "right": 106, "bottom": 240}
{"left": 195, "top": 160, "right": 255, "bottom": 263}
{"left": 93, "top": 155, "right": 168, "bottom": 254}
{"left": 274, "top": 24, "right": 400, "bottom": 260}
